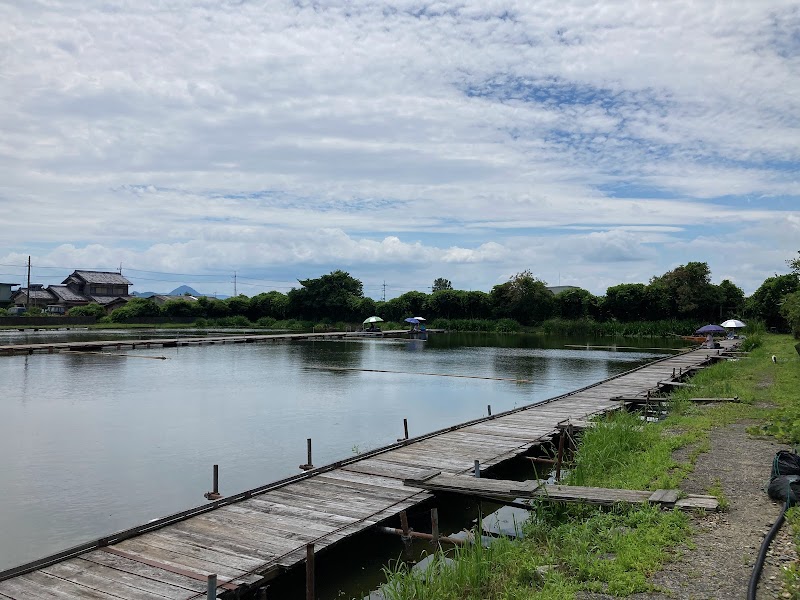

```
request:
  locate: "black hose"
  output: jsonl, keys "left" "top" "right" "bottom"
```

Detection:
{"left": 747, "top": 503, "right": 788, "bottom": 600}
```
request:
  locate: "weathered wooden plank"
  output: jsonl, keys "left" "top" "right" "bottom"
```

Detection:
{"left": 110, "top": 539, "right": 260, "bottom": 584}
{"left": 79, "top": 552, "right": 206, "bottom": 594}
{"left": 0, "top": 571, "right": 120, "bottom": 599}
{"left": 341, "top": 458, "right": 440, "bottom": 479}
{"left": 41, "top": 560, "right": 176, "bottom": 600}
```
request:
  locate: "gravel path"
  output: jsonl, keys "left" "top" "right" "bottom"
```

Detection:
{"left": 580, "top": 421, "right": 796, "bottom": 599}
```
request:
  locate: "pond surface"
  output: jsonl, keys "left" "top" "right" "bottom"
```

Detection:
{"left": 0, "top": 331, "right": 687, "bottom": 571}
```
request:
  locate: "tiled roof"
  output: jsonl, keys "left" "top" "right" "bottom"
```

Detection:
{"left": 47, "top": 285, "right": 88, "bottom": 303}
{"left": 88, "top": 295, "right": 130, "bottom": 305}
{"left": 15, "top": 287, "right": 56, "bottom": 300}
{"left": 65, "top": 271, "right": 132, "bottom": 285}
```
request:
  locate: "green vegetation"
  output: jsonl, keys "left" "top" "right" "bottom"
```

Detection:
{"left": 372, "top": 333, "right": 800, "bottom": 599}
{"left": 66, "top": 303, "right": 106, "bottom": 318}
{"left": 51, "top": 256, "right": 792, "bottom": 334}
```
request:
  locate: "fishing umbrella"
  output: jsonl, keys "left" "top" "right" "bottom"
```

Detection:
{"left": 404, "top": 317, "right": 420, "bottom": 324}
{"left": 695, "top": 324, "right": 727, "bottom": 334}
{"left": 363, "top": 316, "right": 384, "bottom": 324}
{"left": 720, "top": 319, "right": 746, "bottom": 329}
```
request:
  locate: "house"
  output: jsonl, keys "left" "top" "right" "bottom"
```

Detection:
{"left": 47, "top": 285, "right": 91, "bottom": 309}
{"left": 12, "top": 284, "right": 56, "bottom": 308}
{"left": 0, "top": 282, "right": 19, "bottom": 305}
{"left": 63, "top": 270, "right": 131, "bottom": 298}
{"left": 60, "top": 270, "right": 132, "bottom": 311}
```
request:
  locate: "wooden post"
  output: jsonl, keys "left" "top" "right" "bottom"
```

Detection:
{"left": 555, "top": 430, "right": 566, "bottom": 482}
{"left": 204, "top": 465, "right": 221, "bottom": 500}
{"left": 207, "top": 574, "right": 217, "bottom": 599}
{"left": 431, "top": 508, "right": 439, "bottom": 546}
{"left": 399, "top": 510, "right": 412, "bottom": 558}
{"left": 487, "top": 404, "right": 492, "bottom": 416}
{"left": 305, "top": 543, "right": 315, "bottom": 600}
{"left": 403, "top": 418, "right": 409, "bottom": 440}
{"left": 474, "top": 459, "right": 481, "bottom": 478}
{"left": 672, "top": 367, "right": 675, "bottom": 377}
{"left": 300, "top": 439, "right": 313, "bottom": 471}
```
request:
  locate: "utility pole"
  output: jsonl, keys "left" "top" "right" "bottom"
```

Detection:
{"left": 233, "top": 271, "right": 237, "bottom": 296}
{"left": 382, "top": 281, "right": 386, "bottom": 302}
{"left": 26, "top": 255, "right": 31, "bottom": 311}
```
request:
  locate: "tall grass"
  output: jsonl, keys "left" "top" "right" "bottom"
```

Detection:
{"left": 539, "top": 318, "right": 699, "bottom": 337}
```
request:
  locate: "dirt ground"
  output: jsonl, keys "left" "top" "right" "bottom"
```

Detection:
{"left": 580, "top": 421, "right": 797, "bottom": 600}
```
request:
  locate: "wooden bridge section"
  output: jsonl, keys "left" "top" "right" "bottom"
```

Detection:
{"left": 0, "top": 330, "right": 423, "bottom": 357}
{"left": 0, "top": 341, "right": 738, "bottom": 599}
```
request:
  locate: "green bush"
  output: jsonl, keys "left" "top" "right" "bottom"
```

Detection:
{"left": 67, "top": 303, "right": 106, "bottom": 318}
{"left": 256, "top": 316, "right": 277, "bottom": 328}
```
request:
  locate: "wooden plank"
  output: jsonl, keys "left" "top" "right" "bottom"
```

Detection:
{"left": 342, "top": 458, "right": 442, "bottom": 480}
{"left": 110, "top": 539, "right": 260, "bottom": 585}
{"left": 0, "top": 571, "right": 120, "bottom": 599}
{"left": 79, "top": 551, "right": 206, "bottom": 594}
{"left": 41, "top": 560, "right": 177, "bottom": 600}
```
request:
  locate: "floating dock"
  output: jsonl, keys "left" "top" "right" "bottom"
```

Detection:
{"left": 0, "top": 340, "right": 738, "bottom": 599}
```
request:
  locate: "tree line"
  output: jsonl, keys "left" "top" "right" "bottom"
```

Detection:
{"left": 62, "top": 256, "right": 800, "bottom": 336}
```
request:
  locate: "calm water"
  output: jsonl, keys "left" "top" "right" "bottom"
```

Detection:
{"left": 0, "top": 331, "right": 686, "bottom": 571}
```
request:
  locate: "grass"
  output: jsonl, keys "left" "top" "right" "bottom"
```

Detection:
{"left": 371, "top": 333, "right": 800, "bottom": 600}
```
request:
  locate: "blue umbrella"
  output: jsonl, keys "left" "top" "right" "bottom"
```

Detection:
{"left": 404, "top": 317, "right": 420, "bottom": 324}
{"left": 695, "top": 324, "right": 726, "bottom": 334}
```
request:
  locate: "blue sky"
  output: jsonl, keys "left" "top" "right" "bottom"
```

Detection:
{"left": 0, "top": 0, "right": 798, "bottom": 298}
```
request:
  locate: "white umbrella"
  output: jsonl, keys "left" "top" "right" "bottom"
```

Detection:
{"left": 720, "top": 319, "right": 746, "bottom": 328}
{"left": 413, "top": 316, "right": 426, "bottom": 321}
{"left": 363, "top": 316, "right": 384, "bottom": 324}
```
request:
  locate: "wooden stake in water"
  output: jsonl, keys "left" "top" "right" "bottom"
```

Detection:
{"left": 431, "top": 508, "right": 439, "bottom": 546}
{"left": 300, "top": 438, "right": 314, "bottom": 471}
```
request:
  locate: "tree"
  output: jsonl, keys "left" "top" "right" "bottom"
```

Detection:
{"left": 490, "top": 270, "right": 554, "bottom": 325}
{"left": 109, "top": 298, "right": 162, "bottom": 322}
{"left": 745, "top": 274, "right": 800, "bottom": 330}
{"left": 432, "top": 278, "right": 453, "bottom": 292}
{"left": 554, "top": 288, "right": 595, "bottom": 320}
{"left": 647, "top": 262, "right": 718, "bottom": 320}
{"left": 247, "top": 291, "right": 289, "bottom": 321}
{"left": 425, "top": 290, "right": 466, "bottom": 319}
{"left": 162, "top": 299, "right": 198, "bottom": 318}
{"left": 780, "top": 291, "right": 800, "bottom": 338}
{"left": 714, "top": 279, "right": 745, "bottom": 319}
{"left": 788, "top": 251, "right": 800, "bottom": 275}
{"left": 287, "top": 270, "right": 364, "bottom": 321}
{"left": 224, "top": 295, "right": 250, "bottom": 317}
{"left": 604, "top": 284, "right": 648, "bottom": 321}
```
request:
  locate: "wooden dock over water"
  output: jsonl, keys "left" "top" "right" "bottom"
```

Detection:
{"left": 0, "top": 340, "right": 738, "bottom": 599}
{"left": 0, "top": 330, "right": 424, "bottom": 356}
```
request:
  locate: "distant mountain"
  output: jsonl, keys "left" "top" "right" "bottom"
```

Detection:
{"left": 131, "top": 286, "right": 229, "bottom": 299}
{"left": 169, "top": 285, "right": 200, "bottom": 296}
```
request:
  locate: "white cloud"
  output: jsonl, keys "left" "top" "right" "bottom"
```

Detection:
{"left": 0, "top": 0, "right": 798, "bottom": 297}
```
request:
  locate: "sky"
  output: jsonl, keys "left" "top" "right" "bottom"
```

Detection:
{"left": 0, "top": 0, "right": 798, "bottom": 300}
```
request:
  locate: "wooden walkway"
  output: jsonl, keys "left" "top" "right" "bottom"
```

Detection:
{"left": 0, "top": 330, "right": 427, "bottom": 356}
{"left": 0, "top": 341, "right": 738, "bottom": 599}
